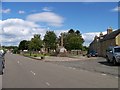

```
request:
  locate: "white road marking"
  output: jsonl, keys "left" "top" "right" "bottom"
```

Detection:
{"left": 17, "top": 61, "right": 20, "bottom": 64}
{"left": 68, "top": 67, "right": 76, "bottom": 70}
{"left": 30, "top": 71, "right": 36, "bottom": 75}
{"left": 101, "top": 74, "right": 107, "bottom": 76}
{"left": 72, "top": 68, "right": 76, "bottom": 70}
{"left": 17, "top": 61, "right": 22, "bottom": 65}
{"left": 115, "top": 76, "right": 118, "bottom": 79}
{"left": 46, "top": 82, "right": 50, "bottom": 86}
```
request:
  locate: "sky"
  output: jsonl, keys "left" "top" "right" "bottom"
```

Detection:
{"left": 0, "top": 2, "right": 119, "bottom": 46}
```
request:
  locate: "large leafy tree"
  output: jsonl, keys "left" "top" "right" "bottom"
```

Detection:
{"left": 18, "top": 40, "right": 29, "bottom": 51}
{"left": 29, "top": 34, "right": 43, "bottom": 51}
{"left": 43, "top": 31, "right": 57, "bottom": 52}
{"left": 60, "top": 29, "right": 84, "bottom": 50}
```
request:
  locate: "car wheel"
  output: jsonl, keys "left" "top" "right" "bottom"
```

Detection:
{"left": 2, "top": 71, "right": 3, "bottom": 75}
{"left": 87, "top": 54, "right": 90, "bottom": 58}
{"left": 113, "top": 57, "right": 117, "bottom": 65}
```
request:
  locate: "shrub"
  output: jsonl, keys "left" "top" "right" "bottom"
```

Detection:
{"left": 34, "top": 54, "right": 37, "bottom": 57}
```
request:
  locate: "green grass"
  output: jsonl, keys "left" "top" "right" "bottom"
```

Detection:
{"left": 23, "top": 53, "right": 49, "bottom": 57}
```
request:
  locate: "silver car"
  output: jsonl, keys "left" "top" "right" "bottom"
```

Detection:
{"left": 0, "top": 50, "right": 5, "bottom": 75}
{"left": 0, "top": 60, "right": 3, "bottom": 75}
{"left": 106, "top": 46, "right": 120, "bottom": 65}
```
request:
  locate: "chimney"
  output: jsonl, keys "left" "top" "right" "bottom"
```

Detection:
{"left": 107, "top": 27, "right": 113, "bottom": 34}
{"left": 99, "top": 32, "right": 103, "bottom": 39}
{"left": 94, "top": 35, "right": 99, "bottom": 42}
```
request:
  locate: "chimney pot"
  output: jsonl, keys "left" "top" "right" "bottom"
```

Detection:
{"left": 107, "top": 27, "right": 113, "bottom": 34}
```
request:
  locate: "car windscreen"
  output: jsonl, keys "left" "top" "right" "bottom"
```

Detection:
{"left": 114, "top": 47, "right": 120, "bottom": 52}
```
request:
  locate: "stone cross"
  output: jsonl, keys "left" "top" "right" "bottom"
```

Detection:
{"left": 61, "top": 33, "right": 63, "bottom": 47}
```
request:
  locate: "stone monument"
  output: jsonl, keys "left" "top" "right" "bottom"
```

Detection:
{"left": 57, "top": 33, "right": 67, "bottom": 57}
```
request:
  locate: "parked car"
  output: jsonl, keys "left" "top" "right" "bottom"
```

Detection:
{"left": 0, "top": 55, "right": 4, "bottom": 75}
{"left": 87, "top": 50, "right": 98, "bottom": 57}
{"left": 106, "top": 46, "right": 120, "bottom": 65}
{"left": 0, "top": 50, "right": 5, "bottom": 75}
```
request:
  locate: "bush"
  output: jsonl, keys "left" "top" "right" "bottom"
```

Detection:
{"left": 34, "top": 54, "right": 37, "bottom": 57}
{"left": 12, "top": 48, "right": 20, "bottom": 54}
{"left": 41, "top": 56, "right": 45, "bottom": 59}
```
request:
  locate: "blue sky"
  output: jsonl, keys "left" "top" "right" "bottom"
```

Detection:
{"left": 0, "top": 2, "right": 119, "bottom": 46}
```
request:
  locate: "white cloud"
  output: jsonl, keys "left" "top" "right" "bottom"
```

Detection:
{"left": 54, "top": 29, "right": 68, "bottom": 37}
{"left": 0, "top": 18, "right": 48, "bottom": 46}
{"left": 0, "top": 9, "right": 11, "bottom": 14}
{"left": 82, "top": 31, "right": 107, "bottom": 46}
{"left": 18, "top": 10, "right": 25, "bottom": 14}
{"left": 111, "top": 6, "right": 120, "bottom": 12}
{"left": 82, "top": 32, "right": 99, "bottom": 46}
{"left": 0, "top": 18, "right": 114, "bottom": 47}
{"left": 26, "top": 12, "right": 64, "bottom": 27}
{"left": 0, "top": 18, "right": 66, "bottom": 46}
{"left": 42, "top": 7, "right": 52, "bottom": 12}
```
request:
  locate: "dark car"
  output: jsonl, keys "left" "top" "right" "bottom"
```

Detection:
{"left": 87, "top": 50, "right": 98, "bottom": 58}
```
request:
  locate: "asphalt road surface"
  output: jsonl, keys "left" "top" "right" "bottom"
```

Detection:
{"left": 0, "top": 75, "right": 2, "bottom": 90}
{"left": 2, "top": 53, "right": 118, "bottom": 88}
{"left": 48, "top": 57, "right": 119, "bottom": 77}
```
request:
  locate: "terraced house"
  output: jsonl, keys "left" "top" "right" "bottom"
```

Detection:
{"left": 89, "top": 27, "right": 120, "bottom": 57}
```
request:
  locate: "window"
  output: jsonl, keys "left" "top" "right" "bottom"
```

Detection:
{"left": 114, "top": 47, "right": 120, "bottom": 52}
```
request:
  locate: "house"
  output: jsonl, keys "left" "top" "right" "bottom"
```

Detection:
{"left": 89, "top": 27, "right": 120, "bottom": 57}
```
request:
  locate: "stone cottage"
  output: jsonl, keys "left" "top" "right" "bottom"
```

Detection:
{"left": 89, "top": 27, "right": 120, "bottom": 57}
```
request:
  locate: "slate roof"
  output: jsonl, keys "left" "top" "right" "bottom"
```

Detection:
{"left": 101, "top": 29, "right": 120, "bottom": 42}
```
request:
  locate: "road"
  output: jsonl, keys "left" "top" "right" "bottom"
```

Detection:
{"left": 2, "top": 53, "right": 118, "bottom": 88}
{"left": 47, "top": 57, "right": 119, "bottom": 77}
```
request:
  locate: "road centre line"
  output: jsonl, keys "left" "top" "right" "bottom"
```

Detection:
{"left": 17, "top": 61, "right": 22, "bottom": 65}
{"left": 17, "top": 61, "right": 20, "bottom": 64}
{"left": 101, "top": 73, "right": 107, "bottom": 76}
{"left": 30, "top": 71, "right": 36, "bottom": 75}
{"left": 46, "top": 82, "right": 50, "bottom": 86}
{"left": 72, "top": 68, "right": 76, "bottom": 70}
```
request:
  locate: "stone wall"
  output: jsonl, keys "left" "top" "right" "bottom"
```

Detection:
{"left": 101, "top": 39, "right": 116, "bottom": 57}
{"left": 116, "top": 34, "right": 120, "bottom": 46}
{"left": 89, "top": 38, "right": 116, "bottom": 57}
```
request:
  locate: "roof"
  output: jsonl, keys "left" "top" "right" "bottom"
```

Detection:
{"left": 101, "top": 29, "right": 120, "bottom": 42}
{"left": 89, "top": 29, "right": 120, "bottom": 46}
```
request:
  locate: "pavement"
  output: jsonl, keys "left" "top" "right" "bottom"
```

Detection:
{"left": 2, "top": 53, "right": 118, "bottom": 88}
{"left": 36, "top": 55, "right": 98, "bottom": 62}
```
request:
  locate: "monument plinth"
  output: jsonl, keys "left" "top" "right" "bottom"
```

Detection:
{"left": 57, "top": 33, "right": 67, "bottom": 57}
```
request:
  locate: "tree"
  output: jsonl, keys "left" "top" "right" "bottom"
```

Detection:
{"left": 43, "top": 31, "right": 57, "bottom": 52}
{"left": 60, "top": 29, "right": 84, "bottom": 51}
{"left": 75, "top": 30, "right": 80, "bottom": 35}
{"left": 18, "top": 40, "right": 29, "bottom": 51}
{"left": 82, "top": 46, "right": 89, "bottom": 51}
{"left": 30, "top": 34, "right": 43, "bottom": 51}
{"left": 68, "top": 29, "right": 74, "bottom": 34}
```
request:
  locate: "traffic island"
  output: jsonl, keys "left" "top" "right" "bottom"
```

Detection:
{"left": 22, "top": 53, "right": 45, "bottom": 61}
